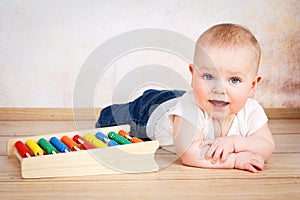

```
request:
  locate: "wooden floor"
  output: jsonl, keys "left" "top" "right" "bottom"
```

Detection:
{"left": 0, "top": 116, "right": 300, "bottom": 199}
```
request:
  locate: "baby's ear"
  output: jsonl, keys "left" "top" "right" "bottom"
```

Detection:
{"left": 249, "top": 75, "right": 262, "bottom": 98}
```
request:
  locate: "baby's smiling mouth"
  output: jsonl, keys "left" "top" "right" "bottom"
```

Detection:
{"left": 209, "top": 100, "right": 229, "bottom": 108}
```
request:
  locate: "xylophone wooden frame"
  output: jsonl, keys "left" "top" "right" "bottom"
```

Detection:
{"left": 7, "top": 125, "right": 159, "bottom": 178}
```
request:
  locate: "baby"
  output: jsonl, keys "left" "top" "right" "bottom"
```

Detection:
{"left": 96, "top": 23, "right": 275, "bottom": 173}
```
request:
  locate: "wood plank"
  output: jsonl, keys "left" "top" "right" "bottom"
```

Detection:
{"left": 0, "top": 179, "right": 299, "bottom": 200}
{"left": 1, "top": 153, "right": 299, "bottom": 182}
{"left": 273, "top": 134, "right": 300, "bottom": 153}
{"left": 0, "top": 108, "right": 299, "bottom": 121}
{"left": 0, "top": 108, "right": 102, "bottom": 121}
{"left": 0, "top": 121, "right": 96, "bottom": 136}
{"left": 265, "top": 108, "right": 300, "bottom": 119}
{"left": 268, "top": 119, "right": 300, "bottom": 134}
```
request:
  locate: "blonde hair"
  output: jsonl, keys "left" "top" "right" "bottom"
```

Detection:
{"left": 195, "top": 23, "right": 261, "bottom": 69}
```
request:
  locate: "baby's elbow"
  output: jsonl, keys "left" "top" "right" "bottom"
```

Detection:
{"left": 271, "top": 140, "right": 276, "bottom": 154}
{"left": 181, "top": 157, "right": 202, "bottom": 167}
{"left": 271, "top": 139, "right": 275, "bottom": 153}
{"left": 269, "top": 136, "right": 276, "bottom": 155}
{"left": 179, "top": 150, "right": 195, "bottom": 166}
{"left": 179, "top": 148, "right": 206, "bottom": 167}
{"left": 264, "top": 139, "right": 276, "bottom": 162}
{"left": 175, "top": 140, "right": 208, "bottom": 168}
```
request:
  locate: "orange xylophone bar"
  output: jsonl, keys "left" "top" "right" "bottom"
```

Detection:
{"left": 61, "top": 136, "right": 80, "bottom": 151}
{"left": 118, "top": 130, "right": 143, "bottom": 143}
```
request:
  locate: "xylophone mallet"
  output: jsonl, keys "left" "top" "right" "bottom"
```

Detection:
{"left": 50, "top": 137, "right": 70, "bottom": 153}
{"left": 38, "top": 138, "right": 58, "bottom": 154}
{"left": 84, "top": 133, "right": 107, "bottom": 148}
{"left": 118, "top": 130, "right": 143, "bottom": 143}
{"left": 61, "top": 135, "right": 81, "bottom": 151}
{"left": 108, "top": 131, "right": 132, "bottom": 145}
{"left": 26, "top": 139, "right": 44, "bottom": 156}
{"left": 95, "top": 132, "right": 119, "bottom": 146}
{"left": 15, "top": 141, "right": 33, "bottom": 158}
{"left": 73, "top": 135, "right": 95, "bottom": 150}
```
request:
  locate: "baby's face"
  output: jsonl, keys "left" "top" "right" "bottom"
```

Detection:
{"left": 191, "top": 45, "right": 261, "bottom": 120}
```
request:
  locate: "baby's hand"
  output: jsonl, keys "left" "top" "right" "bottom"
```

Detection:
{"left": 202, "top": 136, "right": 235, "bottom": 164}
{"left": 234, "top": 152, "right": 264, "bottom": 173}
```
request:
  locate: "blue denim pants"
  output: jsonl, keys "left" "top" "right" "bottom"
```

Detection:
{"left": 96, "top": 89, "right": 185, "bottom": 140}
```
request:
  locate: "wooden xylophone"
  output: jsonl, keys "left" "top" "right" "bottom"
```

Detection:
{"left": 7, "top": 125, "right": 159, "bottom": 178}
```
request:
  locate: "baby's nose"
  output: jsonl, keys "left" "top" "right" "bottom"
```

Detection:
{"left": 212, "top": 80, "right": 225, "bottom": 94}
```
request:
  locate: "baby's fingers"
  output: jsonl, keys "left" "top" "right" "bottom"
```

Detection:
{"left": 211, "top": 147, "right": 223, "bottom": 164}
{"left": 200, "top": 139, "right": 214, "bottom": 148}
{"left": 199, "top": 145, "right": 210, "bottom": 159}
{"left": 205, "top": 143, "right": 217, "bottom": 159}
{"left": 245, "top": 159, "right": 264, "bottom": 173}
{"left": 250, "top": 159, "right": 264, "bottom": 171}
{"left": 220, "top": 149, "right": 230, "bottom": 163}
{"left": 245, "top": 164, "right": 259, "bottom": 173}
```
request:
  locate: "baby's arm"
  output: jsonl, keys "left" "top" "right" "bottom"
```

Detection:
{"left": 206, "top": 123, "right": 275, "bottom": 163}
{"left": 233, "top": 123, "right": 275, "bottom": 161}
{"left": 173, "top": 115, "right": 264, "bottom": 172}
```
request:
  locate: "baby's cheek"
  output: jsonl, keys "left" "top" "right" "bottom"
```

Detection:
{"left": 230, "top": 92, "right": 249, "bottom": 111}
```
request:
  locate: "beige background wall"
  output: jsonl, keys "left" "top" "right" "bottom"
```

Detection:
{"left": 0, "top": 0, "right": 299, "bottom": 108}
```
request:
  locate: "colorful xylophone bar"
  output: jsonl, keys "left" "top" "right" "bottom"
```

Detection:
{"left": 14, "top": 130, "right": 143, "bottom": 158}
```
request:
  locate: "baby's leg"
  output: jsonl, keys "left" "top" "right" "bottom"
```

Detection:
{"left": 96, "top": 89, "right": 185, "bottom": 140}
{"left": 96, "top": 101, "right": 150, "bottom": 139}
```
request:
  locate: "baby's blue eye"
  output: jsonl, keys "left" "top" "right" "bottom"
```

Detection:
{"left": 230, "top": 77, "right": 240, "bottom": 84}
{"left": 203, "top": 74, "right": 213, "bottom": 80}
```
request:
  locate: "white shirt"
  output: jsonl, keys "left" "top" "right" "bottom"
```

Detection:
{"left": 146, "top": 90, "right": 268, "bottom": 152}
